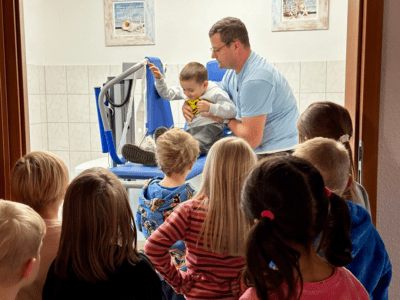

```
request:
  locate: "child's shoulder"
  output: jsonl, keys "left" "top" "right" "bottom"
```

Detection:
{"left": 204, "top": 81, "right": 229, "bottom": 97}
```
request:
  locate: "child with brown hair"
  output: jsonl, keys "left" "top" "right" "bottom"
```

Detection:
{"left": 42, "top": 168, "right": 162, "bottom": 300}
{"left": 0, "top": 200, "right": 46, "bottom": 300}
{"left": 145, "top": 137, "right": 257, "bottom": 299}
{"left": 240, "top": 156, "right": 369, "bottom": 300}
{"left": 11, "top": 151, "right": 69, "bottom": 300}
{"left": 122, "top": 61, "right": 236, "bottom": 166}
{"left": 293, "top": 137, "right": 392, "bottom": 299}
{"left": 297, "top": 101, "right": 371, "bottom": 213}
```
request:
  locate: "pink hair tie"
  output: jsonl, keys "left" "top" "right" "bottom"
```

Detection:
{"left": 261, "top": 210, "right": 275, "bottom": 220}
{"left": 325, "top": 187, "right": 332, "bottom": 198}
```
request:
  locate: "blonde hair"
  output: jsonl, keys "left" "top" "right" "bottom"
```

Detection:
{"left": 156, "top": 128, "right": 200, "bottom": 176}
{"left": 11, "top": 151, "right": 69, "bottom": 214}
{"left": 0, "top": 200, "right": 45, "bottom": 283}
{"left": 179, "top": 62, "right": 208, "bottom": 85}
{"left": 54, "top": 168, "right": 140, "bottom": 283}
{"left": 293, "top": 137, "right": 350, "bottom": 196}
{"left": 196, "top": 137, "right": 257, "bottom": 256}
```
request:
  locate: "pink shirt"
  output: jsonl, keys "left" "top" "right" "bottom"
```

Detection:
{"left": 240, "top": 267, "right": 369, "bottom": 300}
{"left": 17, "top": 219, "right": 61, "bottom": 300}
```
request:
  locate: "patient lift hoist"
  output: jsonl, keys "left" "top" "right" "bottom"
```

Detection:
{"left": 94, "top": 57, "right": 226, "bottom": 187}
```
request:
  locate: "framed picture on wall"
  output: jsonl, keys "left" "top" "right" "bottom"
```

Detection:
{"left": 272, "top": 0, "right": 329, "bottom": 31}
{"left": 104, "top": 0, "right": 155, "bottom": 46}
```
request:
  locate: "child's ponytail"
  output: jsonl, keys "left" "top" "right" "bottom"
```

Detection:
{"left": 318, "top": 192, "right": 352, "bottom": 266}
{"left": 243, "top": 217, "right": 301, "bottom": 300}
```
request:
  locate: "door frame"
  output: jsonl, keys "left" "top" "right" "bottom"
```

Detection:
{"left": 0, "top": 0, "right": 29, "bottom": 199}
{"left": 345, "top": 0, "right": 384, "bottom": 225}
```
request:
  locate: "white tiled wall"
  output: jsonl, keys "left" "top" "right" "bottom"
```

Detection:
{"left": 26, "top": 61, "right": 346, "bottom": 179}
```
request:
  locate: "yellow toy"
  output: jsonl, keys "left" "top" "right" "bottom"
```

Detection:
{"left": 187, "top": 99, "right": 200, "bottom": 114}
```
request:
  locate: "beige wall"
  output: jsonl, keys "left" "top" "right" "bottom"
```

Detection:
{"left": 377, "top": 0, "right": 400, "bottom": 298}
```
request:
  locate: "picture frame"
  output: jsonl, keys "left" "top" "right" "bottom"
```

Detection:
{"left": 104, "top": 0, "right": 155, "bottom": 46}
{"left": 272, "top": 0, "right": 329, "bottom": 32}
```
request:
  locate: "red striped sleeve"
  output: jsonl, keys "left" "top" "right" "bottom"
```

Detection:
{"left": 144, "top": 199, "right": 246, "bottom": 299}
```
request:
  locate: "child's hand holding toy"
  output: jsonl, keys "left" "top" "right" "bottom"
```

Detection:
{"left": 196, "top": 100, "right": 210, "bottom": 113}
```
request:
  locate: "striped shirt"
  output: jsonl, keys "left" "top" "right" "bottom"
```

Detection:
{"left": 144, "top": 198, "right": 246, "bottom": 300}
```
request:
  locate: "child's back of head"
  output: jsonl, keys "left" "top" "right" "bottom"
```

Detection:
{"left": 11, "top": 150, "right": 69, "bottom": 216}
{"left": 241, "top": 155, "right": 353, "bottom": 299}
{"left": 197, "top": 137, "right": 257, "bottom": 256}
{"left": 0, "top": 200, "right": 45, "bottom": 290}
{"left": 293, "top": 137, "right": 350, "bottom": 196}
{"left": 11, "top": 151, "right": 68, "bottom": 300}
{"left": 297, "top": 101, "right": 367, "bottom": 208}
{"left": 156, "top": 128, "right": 199, "bottom": 177}
{"left": 55, "top": 167, "right": 140, "bottom": 283}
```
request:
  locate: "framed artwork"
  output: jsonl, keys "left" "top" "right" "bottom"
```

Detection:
{"left": 272, "top": 0, "right": 329, "bottom": 32}
{"left": 104, "top": 0, "right": 155, "bottom": 46}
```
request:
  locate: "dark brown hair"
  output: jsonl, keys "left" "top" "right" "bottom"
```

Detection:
{"left": 241, "top": 156, "right": 352, "bottom": 300}
{"left": 209, "top": 17, "right": 250, "bottom": 49}
{"left": 179, "top": 62, "right": 208, "bottom": 85}
{"left": 54, "top": 168, "right": 140, "bottom": 283}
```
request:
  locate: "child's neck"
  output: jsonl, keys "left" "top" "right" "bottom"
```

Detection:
{"left": 39, "top": 203, "right": 61, "bottom": 220}
{"left": 296, "top": 248, "right": 334, "bottom": 283}
{"left": 0, "top": 285, "right": 20, "bottom": 300}
{"left": 159, "top": 172, "right": 188, "bottom": 188}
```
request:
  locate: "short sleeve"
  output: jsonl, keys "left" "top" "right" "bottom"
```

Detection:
{"left": 240, "top": 80, "right": 274, "bottom": 118}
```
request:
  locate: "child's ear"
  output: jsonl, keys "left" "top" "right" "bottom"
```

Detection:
{"left": 203, "top": 81, "right": 208, "bottom": 89}
{"left": 345, "top": 174, "right": 353, "bottom": 191}
{"left": 188, "top": 164, "right": 193, "bottom": 171}
{"left": 22, "top": 258, "right": 36, "bottom": 280}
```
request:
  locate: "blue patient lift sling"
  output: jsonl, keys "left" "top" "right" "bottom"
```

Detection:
{"left": 95, "top": 58, "right": 226, "bottom": 180}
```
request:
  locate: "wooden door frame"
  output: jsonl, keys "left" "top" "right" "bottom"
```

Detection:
{"left": 0, "top": 0, "right": 29, "bottom": 199}
{"left": 345, "top": 0, "right": 384, "bottom": 226}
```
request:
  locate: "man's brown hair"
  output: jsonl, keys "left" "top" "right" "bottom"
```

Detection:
{"left": 209, "top": 17, "right": 250, "bottom": 49}
{"left": 179, "top": 62, "right": 208, "bottom": 85}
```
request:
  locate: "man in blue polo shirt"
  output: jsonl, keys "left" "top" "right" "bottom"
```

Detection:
{"left": 183, "top": 17, "right": 299, "bottom": 154}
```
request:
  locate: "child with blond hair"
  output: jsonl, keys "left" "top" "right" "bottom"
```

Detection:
{"left": 293, "top": 137, "right": 392, "bottom": 299}
{"left": 297, "top": 101, "right": 370, "bottom": 213}
{"left": 122, "top": 61, "right": 236, "bottom": 166}
{"left": 11, "top": 151, "right": 68, "bottom": 300}
{"left": 145, "top": 137, "right": 257, "bottom": 299}
{"left": 136, "top": 128, "right": 199, "bottom": 300}
{"left": 0, "top": 200, "right": 46, "bottom": 300}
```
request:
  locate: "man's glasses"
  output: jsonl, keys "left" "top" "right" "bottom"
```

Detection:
{"left": 210, "top": 42, "right": 232, "bottom": 54}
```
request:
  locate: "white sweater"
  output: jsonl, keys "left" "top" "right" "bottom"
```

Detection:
{"left": 154, "top": 78, "right": 236, "bottom": 128}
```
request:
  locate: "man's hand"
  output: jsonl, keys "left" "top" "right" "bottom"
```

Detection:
{"left": 147, "top": 62, "right": 163, "bottom": 79}
{"left": 182, "top": 101, "right": 195, "bottom": 125}
{"left": 197, "top": 100, "right": 210, "bottom": 113}
{"left": 201, "top": 113, "right": 223, "bottom": 124}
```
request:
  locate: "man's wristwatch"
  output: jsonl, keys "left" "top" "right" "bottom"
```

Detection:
{"left": 223, "top": 119, "right": 231, "bottom": 126}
